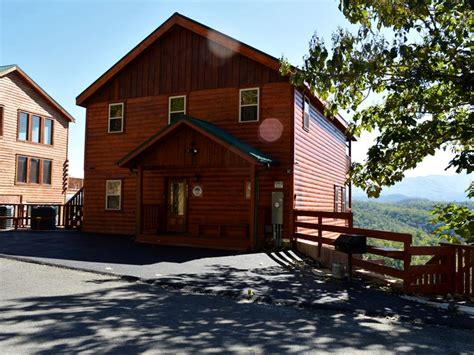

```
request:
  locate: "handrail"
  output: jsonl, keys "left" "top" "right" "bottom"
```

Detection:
{"left": 293, "top": 209, "right": 473, "bottom": 297}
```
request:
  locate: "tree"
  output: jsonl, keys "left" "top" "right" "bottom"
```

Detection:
{"left": 280, "top": 0, "right": 473, "bottom": 198}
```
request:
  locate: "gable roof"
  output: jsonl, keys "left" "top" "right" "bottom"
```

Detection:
{"left": 76, "top": 12, "right": 281, "bottom": 106}
{"left": 117, "top": 116, "right": 278, "bottom": 168}
{"left": 1, "top": 64, "right": 75, "bottom": 122}
{"left": 76, "top": 12, "right": 350, "bottom": 137}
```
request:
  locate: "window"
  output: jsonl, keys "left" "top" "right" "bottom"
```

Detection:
{"left": 16, "top": 155, "right": 52, "bottom": 185}
{"left": 32, "top": 115, "right": 41, "bottom": 143}
{"left": 0, "top": 106, "right": 3, "bottom": 136}
{"left": 303, "top": 97, "right": 310, "bottom": 130}
{"left": 168, "top": 96, "right": 186, "bottom": 123}
{"left": 42, "top": 160, "right": 52, "bottom": 185}
{"left": 106, "top": 180, "right": 122, "bottom": 210}
{"left": 108, "top": 103, "right": 124, "bottom": 133}
{"left": 44, "top": 119, "right": 53, "bottom": 145}
{"left": 29, "top": 158, "right": 40, "bottom": 184}
{"left": 239, "top": 88, "right": 259, "bottom": 122}
{"left": 18, "top": 112, "right": 29, "bottom": 141}
{"left": 334, "top": 185, "right": 347, "bottom": 212}
{"left": 16, "top": 156, "right": 27, "bottom": 183}
{"left": 245, "top": 181, "right": 252, "bottom": 199}
{"left": 17, "top": 111, "right": 53, "bottom": 144}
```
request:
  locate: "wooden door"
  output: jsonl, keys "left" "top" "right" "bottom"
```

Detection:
{"left": 166, "top": 179, "right": 187, "bottom": 232}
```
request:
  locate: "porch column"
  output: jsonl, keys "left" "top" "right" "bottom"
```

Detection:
{"left": 249, "top": 164, "right": 256, "bottom": 250}
{"left": 136, "top": 165, "right": 143, "bottom": 237}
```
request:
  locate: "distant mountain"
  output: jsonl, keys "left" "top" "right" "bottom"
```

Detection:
{"left": 353, "top": 174, "right": 472, "bottom": 202}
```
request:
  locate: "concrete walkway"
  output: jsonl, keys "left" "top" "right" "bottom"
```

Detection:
{"left": 1, "top": 230, "right": 473, "bottom": 330}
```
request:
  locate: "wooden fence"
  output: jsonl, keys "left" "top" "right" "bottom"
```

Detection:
{"left": 293, "top": 209, "right": 474, "bottom": 298}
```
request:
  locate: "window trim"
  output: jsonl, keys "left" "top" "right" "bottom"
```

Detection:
{"left": 17, "top": 110, "right": 54, "bottom": 146}
{"left": 303, "top": 96, "right": 310, "bottom": 131}
{"left": 15, "top": 155, "right": 53, "bottom": 186}
{"left": 105, "top": 179, "right": 122, "bottom": 211}
{"left": 168, "top": 95, "right": 187, "bottom": 124}
{"left": 108, "top": 103, "right": 124, "bottom": 133}
{"left": 239, "top": 87, "right": 260, "bottom": 123}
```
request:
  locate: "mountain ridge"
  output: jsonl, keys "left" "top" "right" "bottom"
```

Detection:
{"left": 353, "top": 174, "right": 472, "bottom": 202}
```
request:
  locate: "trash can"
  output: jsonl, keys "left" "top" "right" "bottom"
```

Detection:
{"left": 31, "top": 206, "right": 56, "bottom": 230}
{"left": 0, "top": 206, "right": 14, "bottom": 230}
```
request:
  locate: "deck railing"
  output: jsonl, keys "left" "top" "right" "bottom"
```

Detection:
{"left": 0, "top": 188, "right": 84, "bottom": 230}
{"left": 293, "top": 209, "right": 474, "bottom": 298}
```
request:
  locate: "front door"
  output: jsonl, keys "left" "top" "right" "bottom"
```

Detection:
{"left": 167, "top": 179, "right": 187, "bottom": 232}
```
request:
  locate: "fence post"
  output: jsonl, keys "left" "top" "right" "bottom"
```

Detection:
{"left": 317, "top": 215, "right": 322, "bottom": 258}
{"left": 403, "top": 240, "right": 412, "bottom": 293}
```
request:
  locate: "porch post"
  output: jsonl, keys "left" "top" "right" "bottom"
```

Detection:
{"left": 249, "top": 164, "right": 256, "bottom": 250}
{"left": 136, "top": 165, "right": 143, "bottom": 237}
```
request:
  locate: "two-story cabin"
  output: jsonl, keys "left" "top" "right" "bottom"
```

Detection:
{"left": 76, "top": 13, "right": 352, "bottom": 251}
{"left": 0, "top": 65, "right": 74, "bottom": 205}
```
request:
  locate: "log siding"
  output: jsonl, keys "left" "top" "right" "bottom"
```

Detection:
{"left": 0, "top": 71, "right": 70, "bottom": 204}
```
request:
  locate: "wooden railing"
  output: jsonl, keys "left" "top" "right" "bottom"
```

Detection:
{"left": 64, "top": 187, "right": 84, "bottom": 229}
{"left": 0, "top": 204, "right": 65, "bottom": 229}
{"left": 141, "top": 203, "right": 163, "bottom": 232}
{"left": 0, "top": 188, "right": 84, "bottom": 230}
{"left": 293, "top": 209, "right": 474, "bottom": 298}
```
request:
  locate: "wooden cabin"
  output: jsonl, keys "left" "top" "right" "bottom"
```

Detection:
{"left": 76, "top": 13, "right": 352, "bottom": 250}
{"left": 0, "top": 65, "right": 74, "bottom": 204}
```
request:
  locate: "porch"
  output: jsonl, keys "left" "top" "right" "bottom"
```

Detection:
{"left": 117, "top": 116, "right": 278, "bottom": 251}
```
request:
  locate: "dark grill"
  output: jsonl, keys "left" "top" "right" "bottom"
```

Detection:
{"left": 31, "top": 206, "right": 56, "bottom": 230}
{"left": 334, "top": 234, "right": 367, "bottom": 282}
{"left": 334, "top": 234, "right": 367, "bottom": 254}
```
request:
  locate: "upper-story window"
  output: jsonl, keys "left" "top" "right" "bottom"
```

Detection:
{"left": 32, "top": 115, "right": 41, "bottom": 143}
{"left": 303, "top": 97, "right": 310, "bottom": 131}
{"left": 108, "top": 103, "right": 124, "bottom": 133}
{"left": 17, "top": 111, "right": 54, "bottom": 145}
{"left": 169, "top": 96, "right": 186, "bottom": 123}
{"left": 18, "top": 112, "right": 29, "bottom": 141}
{"left": 44, "top": 118, "right": 53, "bottom": 145}
{"left": 239, "top": 88, "right": 259, "bottom": 122}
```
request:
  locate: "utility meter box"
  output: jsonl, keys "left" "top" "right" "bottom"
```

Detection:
{"left": 271, "top": 191, "right": 284, "bottom": 225}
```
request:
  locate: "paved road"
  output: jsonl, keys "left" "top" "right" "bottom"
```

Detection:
{"left": 1, "top": 259, "right": 473, "bottom": 354}
{"left": 1, "top": 231, "right": 473, "bottom": 330}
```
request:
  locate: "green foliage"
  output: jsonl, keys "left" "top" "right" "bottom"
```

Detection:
{"left": 429, "top": 203, "right": 474, "bottom": 243}
{"left": 353, "top": 199, "right": 474, "bottom": 267}
{"left": 281, "top": 0, "right": 473, "bottom": 197}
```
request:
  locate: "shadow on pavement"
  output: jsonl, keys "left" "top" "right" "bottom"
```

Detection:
{"left": 2, "top": 279, "right": 471, "bottom": 353}
{"left": 0, "top": 230, "right": 239, "bottom": 265}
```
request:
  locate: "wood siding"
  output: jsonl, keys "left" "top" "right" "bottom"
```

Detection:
{"left": 0, "top": 71, "right": 69, "bottom": 204}
{"left": 293, "top": 90, "right": 348, "bottom": 211}
{"left": 83, "top": 83, "right": 294, "bottom": 238}
{"left": 85, "top": 25, "right": 286, "bottom": 105}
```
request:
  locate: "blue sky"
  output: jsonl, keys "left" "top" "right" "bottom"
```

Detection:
{"left": 1, "top": 0, "right": 456, "bottom": 178}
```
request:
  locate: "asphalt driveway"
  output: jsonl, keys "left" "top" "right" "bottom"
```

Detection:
{"left": 0, "top": 230, "right": 473, "bottom": 330}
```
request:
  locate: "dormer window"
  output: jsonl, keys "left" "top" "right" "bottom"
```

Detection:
{"left": 239, "top": 88, "right": 259, "bottom": 122}
{"left": 108, "top": 103, "right": 124, "bottom": 133}
{"left": 169, "top": 96, "right": 186, "bottom": 124}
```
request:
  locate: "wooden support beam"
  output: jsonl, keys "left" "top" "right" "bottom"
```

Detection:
{"left": 136, "top": 166, "right": 143, "bottom": 237}
{"left": 249, "top": 164, "right": 256, "bottom": 250}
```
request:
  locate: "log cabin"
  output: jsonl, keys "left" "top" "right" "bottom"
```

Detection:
{"left": 76, "top": 13, "right": 353, "bottom": 251}
{"left": 0, "top": 65, "right": 74, "bottom": 205}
